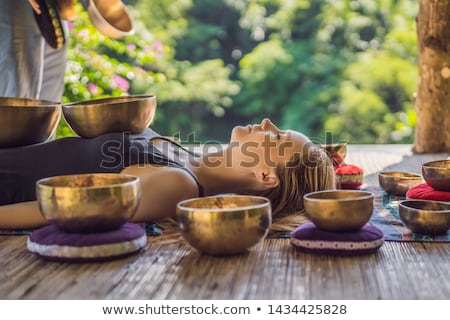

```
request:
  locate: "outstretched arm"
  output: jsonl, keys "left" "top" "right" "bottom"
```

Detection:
{"left": 0, "top": 201, "right": 47, "bottom": 229}
{"left": 0, "top": 165, "right": 199, "bottom": 230}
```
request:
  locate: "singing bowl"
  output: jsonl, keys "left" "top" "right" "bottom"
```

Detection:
{"left": 399, "top": 200, "right": 450, "bottom": 235}
{"left": 422, "top": 160, "right": 450, "bottom": 191}
{"left": 82, "top": 0, "right": 134, "bottom": 39}
{"left": 176, "top": 195, "right": 272, "bottom": 255}
{"left": 63, "top": 95, "right": 157, "bottom": 138}
{"left": 321, "top": 142, "right": 347, "bottom": 165}
{"left": 303, "top": 190, "right": 374, "bottom": 232}
{"left": 378, "top": 171, "right": 423, "bottom": 196}
{"left": 36, "top": 173, "right": 141, "bottom": 233}
{"left": 0, "top": 97, "right": 61, "bottom": 148}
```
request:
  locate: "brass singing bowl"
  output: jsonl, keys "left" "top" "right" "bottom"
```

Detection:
{"left": 422, "top": 160, "right": 450, "bottom": 191}
{"left": 0, "top": 97, "right": 61, "bottom": 148}
{"left": 303, "top": 190, "right": 374, "bottom": 232}
{"left": 63, "top": 95, "right": 157, "bottom": 138}
{"left": 83, "top": 0, "right": 134, "bottom": 39}
{"left": 378, "top": 171, "right": 423, "bottom": 196}
{"left": 399, "top": 200, "right": 450, "bottom": 235}
{"left": 321, "top": 142, "right": 347, "bottom": 165}
{"left": 36, "top": 173, "right": 141, "bottom": 233}
{"left": 176, "top": 195, "right": 272, "bottom": 255}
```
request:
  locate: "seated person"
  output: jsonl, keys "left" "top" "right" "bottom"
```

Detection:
{"left": 0, "top": 118, "right": 336, "bottom": 232}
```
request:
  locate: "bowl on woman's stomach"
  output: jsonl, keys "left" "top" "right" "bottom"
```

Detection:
{"left": 62, "top": 95, "right": 156, "bottom": 138}
{"left": 36, "top": 173, "right": 141, "bottom": 233}
{"left": 176, "top": 195, "right": 272, "bottom": 255}
{"left": 0, "top": 97, "right": 61, "bottom": 148}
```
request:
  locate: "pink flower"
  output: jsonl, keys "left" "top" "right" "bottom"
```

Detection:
{"left": 153, "top": 41, "right": 164, "bottom": 58}
{"left": 87, "top": 83, "right": 99, "bottom": 95}
{"left": 127, "top": 44, "right": 136, "bottom": 51}
{"left": 79, "top": 30, "right": 89, "bottom": 37}
{"left": 112, "top": 75, "right": 129, "bottom": 91}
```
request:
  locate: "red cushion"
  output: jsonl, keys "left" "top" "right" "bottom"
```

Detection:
{"left": 406, "top": 183, "right": 450, "bottom": 202}
{"left": 335, "top": 163, "right": 364, "bottom": 189}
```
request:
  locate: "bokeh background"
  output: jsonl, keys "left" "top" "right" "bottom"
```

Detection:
{"left": 60, "top": 0, "right": 418, "bottom": 145}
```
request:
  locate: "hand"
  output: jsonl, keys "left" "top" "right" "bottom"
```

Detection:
{"left": 28, "top": 0, "right": 78, "bottom": 21}
{"left": 28, "top": 0, "right": 41, "bottom": 14}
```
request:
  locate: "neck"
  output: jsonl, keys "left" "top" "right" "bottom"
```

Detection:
{"left": 187, "top": 147, "right": 256, "bottom": 196}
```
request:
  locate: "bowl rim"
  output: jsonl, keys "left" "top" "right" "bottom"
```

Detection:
{"left": 303, "top": 189, "right": 374, "bottom": 202}
{"left": 378, "top": 171, "right": 423, "bottom": 179}
{"left": 177, "top": 195, "right": 271, "bottom": 212}
{"left": 399, "top": 199, "right": 450, "bottom": 212}
{"left": 62, "top": 94, "right": 156, "bottom": 108}
{"left": 422, "top": 159, "right": 450, "bottom": 168}
{"left": 85, "top": 0, "right": 134, "bottom": 39}
{"left": 36, "top": 173, "right": 140, "bottom": 190}
{"left": 0, "top": 97, "right": 61, "bottom": 108}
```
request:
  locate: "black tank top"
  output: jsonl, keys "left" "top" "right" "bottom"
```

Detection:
{"left": 0, "top": 128, "right": 204, "bottom": 205}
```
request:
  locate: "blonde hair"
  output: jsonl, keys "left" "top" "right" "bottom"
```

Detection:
{"left": 258, "top": 145, "right": 336, "bottom": 233}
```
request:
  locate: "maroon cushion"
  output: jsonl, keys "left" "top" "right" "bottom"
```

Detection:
{"left": 406, "top": 183, "right": 450, "bottom": 202}
{"left": 27, "top": 222, "right": 146, "bottom": 262}
{"left": 290, "top": 222, "right": 384, "bottom": 255}
{"left": 335, "top": 163, "right": 364, "bottom": 189}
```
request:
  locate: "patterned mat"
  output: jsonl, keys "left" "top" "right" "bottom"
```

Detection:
{"left": 1, "top": 187, "right": 449, "bottom": 241}
{"left": 366, "top": 185, "right": 450, "bottom": 242}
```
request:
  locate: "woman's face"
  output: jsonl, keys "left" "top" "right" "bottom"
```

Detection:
{"left": 229, "top": 118, "right": 311, "bottom": 169}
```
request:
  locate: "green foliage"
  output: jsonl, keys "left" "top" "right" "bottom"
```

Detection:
{"left": 325, "top": 84, "right": 391, "bottom": 143}
{"left": 62, "top": 0, "right": 419, "bottom": 143}
{"left": 60, "top": 2, "right": 237, "bottom": 140}
{"left": 149, "top": 59, "right": 239, "bottom": 138}
{"left": 326, "top": 49, "right": 417, "bottom": 143}
{"left": 58, "top": 4, "right": 162, "bottom": 137}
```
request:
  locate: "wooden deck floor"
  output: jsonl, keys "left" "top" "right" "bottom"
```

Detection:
{"left": 0, "top": 145, "right": 449, "bottom": 300}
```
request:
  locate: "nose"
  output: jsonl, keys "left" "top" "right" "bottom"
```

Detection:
{"left": 261, "top": 118, "right": 280, "bottom": 132}
{"left": 260, "top": 118, "right": 272, "bottom": 130}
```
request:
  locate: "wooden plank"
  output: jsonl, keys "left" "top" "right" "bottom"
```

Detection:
{"left": 0, "top": 236, "right": 449, "bottom": 299}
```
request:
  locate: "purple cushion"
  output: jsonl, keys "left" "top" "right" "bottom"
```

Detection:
{"left": 290, "top": 222, "right": 384, "bottom": 255}
{"left": 27, "top": 222, "right": 146, "bottom": 262}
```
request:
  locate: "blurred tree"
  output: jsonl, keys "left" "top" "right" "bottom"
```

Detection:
{"left": 325, "top": 52, "right": 417, "bottom": 143}
{"left": 62, "top": 0, "right": 420, "bottom": 144}
{"left": 132, "top": 0, "right": 240, "bottom": 140}
{"left": 413, "top": 0, "right": 450, "bottom": 152}
{"left": 61, "top": 1, "right": 238, "bottom": 140}
{"left": 317, "top": 0, "right": 418, "bottom": 143}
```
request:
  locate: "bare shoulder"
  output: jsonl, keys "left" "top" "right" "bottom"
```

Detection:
{"left": 123, "top": 164, "right": 200, "bottom": 197}
{"left": 154, "top": 166, "right": 200, "bottom": 196}
{"left": 123, "top": 164, "right": 200, "bottom": 221}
